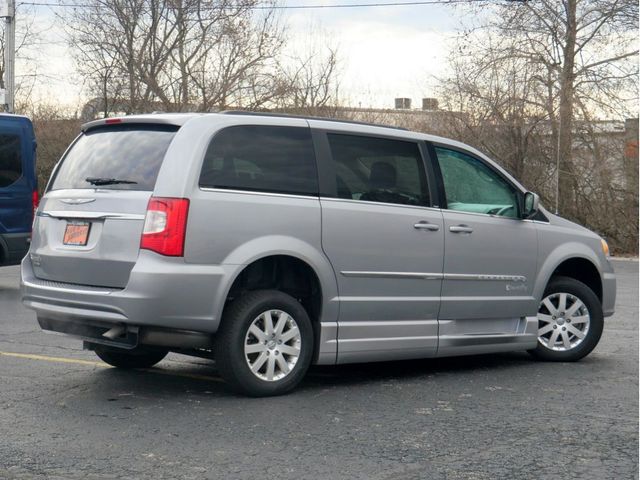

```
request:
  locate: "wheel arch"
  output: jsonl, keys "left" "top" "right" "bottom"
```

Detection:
{"left": 225, "top": 254, "right": 323, "bottom": 315}
{"left": 213, "top": 236, "right": 339, "bottom": 364}
{"left": 535, "top": 243, "right": 603, "bottom": 304}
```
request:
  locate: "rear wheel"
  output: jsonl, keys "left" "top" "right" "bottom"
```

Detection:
{"left": 93, "top": 345, "right": 168, "bottom": 369}
{"left": 529, "top": 276, "right": 603, "bottom": 362}
{"left": 215, "top": 290, "right": 314, "bottom": 397}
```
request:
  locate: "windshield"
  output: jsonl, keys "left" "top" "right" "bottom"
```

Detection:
{"left": 50, "top": 124, "right": 178, "bottom": 191}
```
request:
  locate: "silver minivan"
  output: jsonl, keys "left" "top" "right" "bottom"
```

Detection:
{"left": 21, "top": 112, "right": 616, "bottom": 396}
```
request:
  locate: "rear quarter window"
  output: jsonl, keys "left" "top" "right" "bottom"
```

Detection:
{"left": 50, "top": 124, "right": 178, "bottom": 191}
{"left": 199, "top": 125, "right": 318, "bottom": 196}
{"left": 0, "top": 134, "right": 22, "bottom": 188}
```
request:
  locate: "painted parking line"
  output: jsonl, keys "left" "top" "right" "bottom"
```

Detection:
{"left": 0, "top": 350, "right": 224, "bottom": 383}
{"left": 0, "top": 350, "right": 107, "bottom": 367}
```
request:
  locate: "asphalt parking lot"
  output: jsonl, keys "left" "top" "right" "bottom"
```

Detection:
{"left": 0, "top": 260, "right": 637, "bottom": 480}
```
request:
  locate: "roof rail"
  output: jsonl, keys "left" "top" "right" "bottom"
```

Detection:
{"left": 219, "top": 110, "right": 408, "bottom": 131}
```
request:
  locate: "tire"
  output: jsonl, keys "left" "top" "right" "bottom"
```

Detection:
{"left": 214, "top": 290, "right": 314, "bottom": 397}
{"left": 93, "top": 345, "right": 168, "bottom": 369}
{"left": 528, "top": 276, "right": 603, "bottom": 362}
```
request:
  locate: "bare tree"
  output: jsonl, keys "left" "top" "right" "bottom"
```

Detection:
{"left": 435, "top": 0, "right": 638, "bottom": 252}
{"left": 67, "top": 0, "right": 341, "bottom": 116}
{"left": 436, "top": 34, "right": 553, "bottom": 190}
{"left": 486, "top": 0, "right": 638, "bottom": 213}
{"left": 275, "top": 33, "right": 339, "bottom": 115}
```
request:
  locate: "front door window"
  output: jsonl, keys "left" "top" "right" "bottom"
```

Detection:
{"left": 435, "top": 147, "right": 519, "bottom": 218}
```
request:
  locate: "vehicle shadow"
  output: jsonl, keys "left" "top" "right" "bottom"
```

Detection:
{"left": 303, "top": 351, "right": 536, "bottom": 388}
{"left": 83, "top": 350, "right": 559, "bottom": 400}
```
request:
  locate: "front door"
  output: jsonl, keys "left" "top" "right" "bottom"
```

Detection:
{"left": 432, "top": 145, "right": 539, "bottom": 351}
{"left": 316, "top": 130, "right": 444, "bottom": 363}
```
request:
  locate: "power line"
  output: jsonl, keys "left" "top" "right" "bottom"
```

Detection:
{"left": 18, "top": 0, "right": 492, "bottom": 9}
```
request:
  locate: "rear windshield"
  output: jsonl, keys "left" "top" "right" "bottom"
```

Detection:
{"left": 50, "top": 124, "right": 178, "bottom": 191}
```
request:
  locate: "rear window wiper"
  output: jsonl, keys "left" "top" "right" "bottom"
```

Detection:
{"left": 85, "top": 177, "right": 138, "bottom": 186}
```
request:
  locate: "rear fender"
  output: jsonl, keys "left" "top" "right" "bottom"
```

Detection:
{"left": 213, "top": 235, "right": 339, "bottom": 364}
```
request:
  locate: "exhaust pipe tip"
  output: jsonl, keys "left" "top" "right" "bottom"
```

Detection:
{"left": 103, "top": 325, "right": 127, "bottom": 340}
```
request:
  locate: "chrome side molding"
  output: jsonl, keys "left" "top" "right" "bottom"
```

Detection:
{"left": 340, "top": 271, "right": 443, "bottom": 280}
{"left": 444, "top": 274, "right": 527, "bottom": 282}
{"left": 340, "top": 271, "right": 527, "bottom": 282}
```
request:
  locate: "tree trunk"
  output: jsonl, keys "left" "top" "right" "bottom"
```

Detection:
{"left": 557, "top": 0, "right": 578, "bottom": 216}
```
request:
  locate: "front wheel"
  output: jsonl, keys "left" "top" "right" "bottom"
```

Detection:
{"left": 528, "top": 276, "right": 603, "bottom": 362}
{"left": 214, "top": 290, "right": 314, "bottom": 397}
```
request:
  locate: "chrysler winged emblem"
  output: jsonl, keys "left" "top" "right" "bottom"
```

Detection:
{"left": 59, "top": 198, "right": 96, "bottom": 205}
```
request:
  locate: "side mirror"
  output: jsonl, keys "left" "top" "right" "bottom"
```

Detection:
{"left": 523, "top": 192, "right": 540, "bottom": 219}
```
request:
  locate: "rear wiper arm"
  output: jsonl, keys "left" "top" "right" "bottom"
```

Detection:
{"left": 85, "top": 177, "right": 138, "bottom": 186}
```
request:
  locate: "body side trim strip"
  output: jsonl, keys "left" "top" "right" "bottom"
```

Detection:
{"left": 340, "top": 271, "right": 527, "bottom": 282}
{"left": 444, "top": 273, "right": 527, "bottom": 282}
{"left": 340, "top": 271, "right": 442, "bottom": 280}
{"left": 336, "top": 296, "right": 440, "bottom": 302}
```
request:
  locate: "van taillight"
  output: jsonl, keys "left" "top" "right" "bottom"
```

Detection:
{"left": 140, "top": 197, "right": 189, "bottom": 256}
{"left": 32, "top": 190, "right": 39, "bottom": 217}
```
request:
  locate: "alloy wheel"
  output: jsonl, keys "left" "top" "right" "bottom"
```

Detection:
{"left": 244, "top": 309, "right": 302, "bottom": 381}
{"left": 537, "top": 292, "right": 591, "bottom": 351}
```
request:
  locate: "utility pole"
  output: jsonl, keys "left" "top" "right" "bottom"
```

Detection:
{"left": 555, "top": 115, "right": 561, "bottom": 215}
{"left": 2, "top": 0, "right": 15, "bottom": 113}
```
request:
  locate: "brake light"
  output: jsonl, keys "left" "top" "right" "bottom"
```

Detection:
{"left": 140, "top": 197, "right": 189, "bottom": 256}
{"left": 105, "top": 118, "right": 122, "bottom": 124}
{"left": 32, "top": 190, "right": 39, "bottom": 217}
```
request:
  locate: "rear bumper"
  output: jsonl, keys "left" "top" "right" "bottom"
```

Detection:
{"left": 602, "top": 271, "right": 616, "bottom": 317}
{"left": 21, "top": 251, "right": 236, "bottom": 334}
{"left": 0, "top": 232, "right": 30, "bottom": 266}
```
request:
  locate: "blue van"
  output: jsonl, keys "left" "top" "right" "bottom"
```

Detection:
{"left": 0, "top": 114, "right": 37, "bottom": 266}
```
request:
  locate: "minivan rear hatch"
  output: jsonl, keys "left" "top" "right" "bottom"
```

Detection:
{"left": 31, "top": 123, "right": 178, "bottom": 288}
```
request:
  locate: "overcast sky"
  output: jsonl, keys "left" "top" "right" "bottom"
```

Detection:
{"left": 21, "top": 0, "right": 466, "bottom": 111}
{"left": 285, "top": 0, "right": 461, "bottom": 108}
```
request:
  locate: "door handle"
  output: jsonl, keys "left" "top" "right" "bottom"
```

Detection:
{"left": 414, "top": 221, "right": 440, "bottom": 231}
{"left": 449, "top": 225, "right": 473, "bottom": 234}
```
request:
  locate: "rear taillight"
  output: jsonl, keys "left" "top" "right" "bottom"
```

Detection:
{"left": 140, "top": 197, "right": 189, "bottom": 256}
{"left": 32, "top": 190, "right": 39, "bottom": 217}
